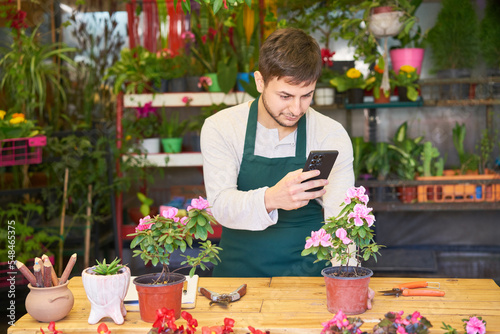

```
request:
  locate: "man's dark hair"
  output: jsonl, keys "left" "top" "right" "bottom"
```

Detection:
{"left": 258, "top": 27, "right": 322, "bottom": 86}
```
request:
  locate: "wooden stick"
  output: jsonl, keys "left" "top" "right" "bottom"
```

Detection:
{"left": 58, "top": 168, "right": 69, "bottom": 277}
{"left": 33, "top": 263, "right": 43, "bottom": 287}
{"left": 59, "top": 253, "right": 77, "bottom": 285}
{"left": 84, "top": 185, "right": 92, "bottom": 269}
{"left": 42, "top": 255, "right": 59, "bottom": 286}
{"left": 43, "top": 259, "right": 53, "bottom": 287}
{"left": 16, "top": 261, "right": 37, "bottom": 287}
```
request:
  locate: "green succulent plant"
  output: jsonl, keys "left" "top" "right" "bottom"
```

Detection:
{"left": 92, "top": 258, "right": 126, "bottom": 275}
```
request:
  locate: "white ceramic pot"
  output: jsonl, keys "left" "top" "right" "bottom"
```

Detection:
{"left": 139, "top": 138, "right": 161, "bottom": 154}
{"left": 82, "top": 266, "right": 131, "bottom": 324}
{"left": 314, "top": 87, "right": 335, "bottom": 105}
{"left": 369, "top": 10, "right": 404, "bottom": 38}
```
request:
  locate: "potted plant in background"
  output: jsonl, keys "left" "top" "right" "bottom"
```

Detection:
{"left": 330, "top": 68, "right": 371, "bottom": 104}
{"left": 479, "top": 0, "right": 500, "bottom": 79}
{"left": 390, "top": 64, "right": 420, "bottom": 102}
{"left": 159, "top": 108, "right": 189, "bottom": 153}
{"left": 314, "top": 50, "right": 336, "bottom": 106}
{"left": 389, "top": 0, "right": 426, "bottom": 75}
{"left": 105, "top": 46, "right": 163, "bottom": 94}
{"left": 82, "top": 258, "right": 130, "bottom": 325}
{"left": 189, "top": 3, "right": 236, "bottom": 93}
{"left": 302, "top": 186, "right": 383, "bottom": 315}
{"left": 388, "top": 121, "right": 424, "bottom": 203}
{"left": 426, "top": 0, "right": 480, "bottom": 100}
{"left": 366, "top": 62, "right": 392, "bottom": 103}
{"left": 127, "top": 197, "right": 222, "bottom": 322}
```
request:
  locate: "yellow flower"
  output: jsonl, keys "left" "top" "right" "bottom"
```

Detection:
{"left": 365, "top": 77, "right": 376, "bottom": 85}
{"left": 346, "top": 68, "right": 362, "bottom": 79}
{"left": 0, "top": 110, "right": 6, "bottom": 120}
{"left": 400, "top": 65, "right": 416, "bottom": 74}
{"left": 9, "top": 113, "right": 26, "bottom": 125}
{"left": 125, "top": 135, "right": 132, "bottom": 141}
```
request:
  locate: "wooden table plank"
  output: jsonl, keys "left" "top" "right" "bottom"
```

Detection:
{"left": 8, "top": 276, "right": 500, "bottom": 334}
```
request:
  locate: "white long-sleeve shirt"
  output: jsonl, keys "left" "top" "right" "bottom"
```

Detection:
{"left": 200, "top": 100, "right": 354, "bottom": 231}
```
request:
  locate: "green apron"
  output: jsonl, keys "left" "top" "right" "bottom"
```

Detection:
{"left": 212, "top": 98, "right": 324, "bottom": 277}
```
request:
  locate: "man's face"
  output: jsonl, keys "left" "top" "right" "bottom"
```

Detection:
{"left": 256, "top": 74, "right": 316, "bottom": 129}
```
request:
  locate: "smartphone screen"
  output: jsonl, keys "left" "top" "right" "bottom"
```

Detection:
{"left": 302, "top": 150, "right": 339, "bottom": 192}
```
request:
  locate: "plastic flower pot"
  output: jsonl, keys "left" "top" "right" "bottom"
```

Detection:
{"left": 133, "top": 272, "right": 186, "bottom": 322}
{"left": 204, "top": 73, "right": 221, "bottom": 92}
{"left": 373, "top": 87, "right": 391, "bottom": 104}
{"left": 161, "top": 137, "right": 183, "bottom": 153}
{"left": 322, "top": 266, "right": 373, "bottom": 315}
{"left": 346, "top": 88, "right": 365, "bottom": 104}
{"left": 390, "top": 48, "right": 425, "bottom": 75}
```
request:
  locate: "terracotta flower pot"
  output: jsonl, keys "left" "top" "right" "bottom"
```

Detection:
{"left": 25, "top": 281, "right": 74, "bottom": 322}
{"left": 322, "top": 266, "right": 373, "bottom": 315}
{"left": 82, "top": 266, "right": 131, "bottom": 324}
{"left": 133, "top": 272, "right": 186, "bottom": 322}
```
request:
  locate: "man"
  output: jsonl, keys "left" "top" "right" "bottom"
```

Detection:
{"left": 200, "top": 28, "right": 354, "bottom": 278}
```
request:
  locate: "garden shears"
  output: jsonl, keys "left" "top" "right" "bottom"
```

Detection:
{"left": 380, "top": 281, "right": 445, "bottom": 297}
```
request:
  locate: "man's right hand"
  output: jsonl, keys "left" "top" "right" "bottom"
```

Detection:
{"left": 264, "top": 168, "right": 328, "bottom": 213}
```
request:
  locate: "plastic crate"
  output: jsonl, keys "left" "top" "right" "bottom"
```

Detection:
{"left": 0, "top": 136, "right": 47, "bottom": 167}
{"left": 416, "top": 170, "right": 500, "bottom": 203}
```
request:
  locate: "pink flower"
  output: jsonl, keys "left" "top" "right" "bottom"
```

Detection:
{"left": 180, "top": 217, "right": 189, "bottom": 225}
{"left": 335, "top": 228, "right": 352, "bottom": 245}
{"left": 305, "top": 229, "right": 333, "bottom": 249}
{"left": 187, "top": 196, "right": 210, "bottom": 211}
{"left": 344, "top": 186, "right": 369, "bottom": 205}
{"left": 162, "top": 207, "right": 180, "bottom": 222}
{"left": 410, "top": 311, "right": 421, "bottom": 324}
{"left": 396, "top": 326, "right": 408, "bottom": 334}
{"left": 136, "top": 215, "right": 153, "bottom": 232}
{"left": 465, "top": 317, "right": 486, "bottom": 334}
{"left": 181, "top": 31, "right": 195, "bottom": 41}
{"left": 135, "top": 101, "right": 157, "bottom": 119}
{"left": 347, "top": 204, "right": 375, "bottom": 227}
{"left": 182, "top": 96, "right": 193, "bottom": 106}
{"left": 198, "top": 76, "right": 212, "bottom": 89}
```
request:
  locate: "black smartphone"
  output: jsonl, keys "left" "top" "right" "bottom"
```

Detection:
{"left": 302, "top": 150, "right": 339, "bottom": 192}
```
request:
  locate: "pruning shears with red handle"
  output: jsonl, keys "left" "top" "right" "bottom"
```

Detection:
{"left": 380, "top": 281, "right": 445, "bottom": 297}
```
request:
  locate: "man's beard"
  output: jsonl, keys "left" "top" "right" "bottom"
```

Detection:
{"left": 261, "top": 94, "right": 303, "bottom": 128}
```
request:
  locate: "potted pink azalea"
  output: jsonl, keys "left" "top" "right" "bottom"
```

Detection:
{"left": 301, "top": 186, "right": 384, "bottom": 315}
{"left": 127, "top": 196, "right": 222, "bottom": 322}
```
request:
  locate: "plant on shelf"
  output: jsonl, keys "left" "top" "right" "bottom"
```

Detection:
{"left": 330, "top": 68, "right": 371, "bottom": 93}
{"left": 159, "top": 109, "right": 189, "bottom": 139}
{"left": 0, "top": 111, "right": 40, "bottom": 140}
{"left": 366, "top": 63, "right": 392, "bottom": 100}
{"left": 390, "top": 65, "right": 420, "bottom": 101}
{"left": 366, "top": 142, "right": 391, "bottom": 181}
{"left": 0, "top": 22, "right": 76, "bottom": 125}
{"left": 388, "top": 121, "right": 424, "bottom": 181}
{"left": 189, "top": 3, "right": 237, "bottom": 93}
{"left": 452, "top": 122, "right": 479, "bottom": 174}
{"left": 479, "top": 0, "right": 500, "bottom": 72}
{"left": 352, "top": 137, "right": 374, "bottom": 181}
{"left": 390, "top": 0, "right": 425, "bottom": 49}
{"left": 426, "top": 0, "right": 480, "bottom": 73}
{"left": 105, "top": 46, "right": 163, "bottom": 94}
{"left": 159, "top": 108, "right": 190, "bottom": 153}
{"left": 418, "top": 141, "right": 445, "bottom": 177}
{"left": 338, "top": 0, "right": 419, "bottom": 65}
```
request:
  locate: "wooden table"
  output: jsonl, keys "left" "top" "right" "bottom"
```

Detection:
{"left": 8, "top": 276, "right": 500, "bottom": 333}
